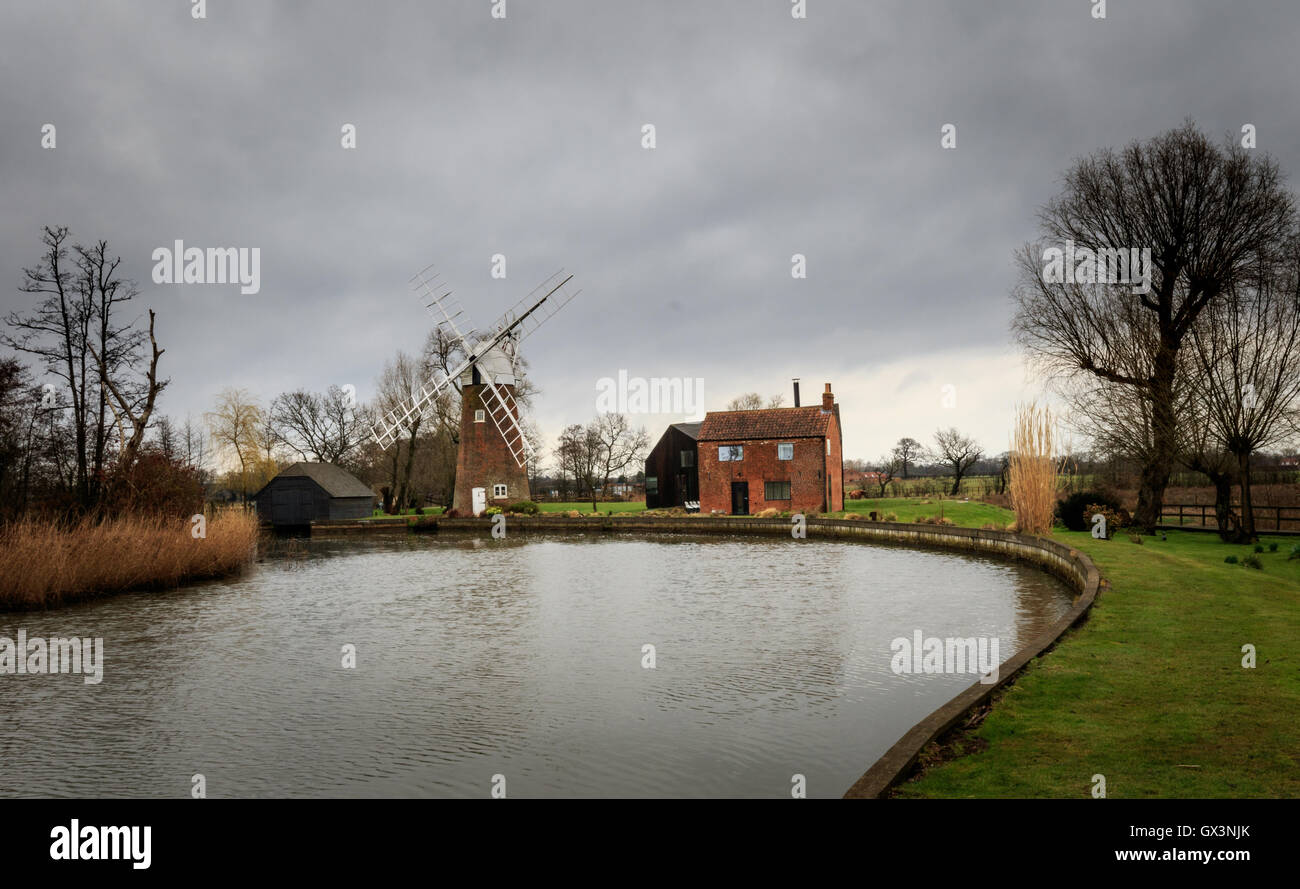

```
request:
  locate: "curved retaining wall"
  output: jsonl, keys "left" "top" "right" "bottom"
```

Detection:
{"left": 309, "top": 514, "right": 1101, "bottom": 798}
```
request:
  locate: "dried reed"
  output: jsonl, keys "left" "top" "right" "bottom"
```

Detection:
{"left": 0, "top": 509, "right": 259, "bottom": 610}
{"left": 1009, "top": 402, "right": 1058, "bottom": 535}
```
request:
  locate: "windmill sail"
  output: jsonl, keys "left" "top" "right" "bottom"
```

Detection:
{"left": 476, "top": 365, "right": 533, "bottom": 468}
{"left": 371, "top": 266, "right": 578, "bottom": 452}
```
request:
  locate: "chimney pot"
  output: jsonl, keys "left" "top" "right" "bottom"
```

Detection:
{"left": 792, "top": 378, "right": 801, "bottom": 407}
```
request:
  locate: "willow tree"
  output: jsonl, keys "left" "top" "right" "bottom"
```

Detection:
{"left": 1013, "top": 122, "right": 1296, "bottom": 531}
{"left": 1188, "top": 242, "right": 1300, "bottom": 539}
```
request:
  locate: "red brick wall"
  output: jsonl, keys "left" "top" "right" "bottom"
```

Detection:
{"left": 826, "top": 409, "right": 843, "bottom": 512}
{"left": 452, "top": 383, "right": 531, "bottom": 514}
{"left": 699, "top": 435, "right": 839, "bottom": 515}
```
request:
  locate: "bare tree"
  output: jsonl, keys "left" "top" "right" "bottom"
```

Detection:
{"left": 1012, "top": 121, "right": 1297, "bottom": 530}
{"left": 932, "top": 427, "right": 982, "bottom": 496}
{"left": 91, "top": 308, "right": 167, "bottom": 490}
{"left": 726, "top": 392, "right": 784, "bottom": 411}
{"left": 589, "top": 413, "right": 650, "bottom": 511}
{"left": 271, "top": 385, "right": 370, "bottom": 466}
{"left": 872, "top": 454, "right": 900, "bottom": 497}
{"left": 1188, "top": 243, "right": 1300, "bottom": 539}
{"left": 206, "top": 388, "right": 262, "bottom": 502}
{"left": 892, "top": 437, "right": 922, "bottom": 479}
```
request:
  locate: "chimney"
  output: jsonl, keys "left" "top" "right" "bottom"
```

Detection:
{"left": 792, "top": 378, "right": 801, "bottom": 407}
{"left": 822, "top": 382, "right": 834, "bottom": 411}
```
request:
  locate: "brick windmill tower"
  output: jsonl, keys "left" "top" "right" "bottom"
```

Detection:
{"left": 372, "top": 266, "right": 578, "bottom": 516}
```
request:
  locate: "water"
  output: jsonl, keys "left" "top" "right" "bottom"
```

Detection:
{"left": 0, "top": 534, "right": 1073, "bottom": 798}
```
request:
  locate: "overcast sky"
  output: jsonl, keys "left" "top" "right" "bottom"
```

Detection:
{"left": 3, "top": 0, "right": 1299, "bottom": 464}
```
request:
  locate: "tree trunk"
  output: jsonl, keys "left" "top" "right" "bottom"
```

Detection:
{"left": 1237, "top": 450, "right": 1257, "bottom": 541}
{"left": 1133, "top": 363, "right": 1177, "bottom": 531}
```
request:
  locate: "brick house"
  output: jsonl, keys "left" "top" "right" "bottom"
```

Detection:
{"left": 697, "top": 383, "right": 843, "bottom": 515}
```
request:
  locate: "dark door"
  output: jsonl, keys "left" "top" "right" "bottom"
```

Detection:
{"left": 730, "top": 481, "right": 749, "bottom": 515}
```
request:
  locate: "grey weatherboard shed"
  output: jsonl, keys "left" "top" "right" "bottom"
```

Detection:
{"left": 254, "top": 462, "right": 375, "bottom": 525}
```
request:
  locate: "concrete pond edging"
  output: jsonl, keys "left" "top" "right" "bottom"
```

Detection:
{"left": 305, "top": 513, "right": 1102, "bottom": 798}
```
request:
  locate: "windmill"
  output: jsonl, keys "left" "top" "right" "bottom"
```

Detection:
{"left": 372, "top": 265, "right": 579, "bottom": 515}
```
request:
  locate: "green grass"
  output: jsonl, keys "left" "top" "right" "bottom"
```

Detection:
{"left": 834, "top": 496, "right": 1015, "bottom": 528}
{"left": 892, "top": 526, "right": 1300, "bottom": 798}
{"left": 364, "top": 502, "right": 647, "bottom": 517}
{"left": 536, "top": 501, "right": 646, "bottom": 514}
{"left": 362, "top": 507, "right": 445, "bottom": 519}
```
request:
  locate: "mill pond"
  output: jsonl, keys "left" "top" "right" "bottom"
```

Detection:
{"left": 0, "top": 534, "right": 1073, "bottom": 799}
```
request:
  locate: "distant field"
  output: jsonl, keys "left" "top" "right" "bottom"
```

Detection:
{"left": 834, "top": 497, "right": 1015, "bottom": 527}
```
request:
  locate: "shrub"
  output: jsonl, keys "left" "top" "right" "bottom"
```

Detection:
{"left": 1057, "top": 490, "right": 1121, "bottom": 532}
{"left": 1084, "top": 502, "right": 1124, "bottom": 538}
{"left": 757, "top": 507, "right": 779, "bottom": 518}
{"left": 1128, "top": 533, "right": 1144, "bottom": 544}
{"left": 508, "top": 500, "right": 539, "bottom": 515}
{"left": 444, "top": 508, "right": 459, "bottom": 518}
{"left": 1253, "top": 543, "right": 1264, "bottom": 553}
{"left": 1243, "top": 554, "right": 1263, "bottom": 570}
{"left": 414, "top": 506, "right": 424, "bottom": 516}
{"left": 883, "top": 512, "right": 898, "bottom": 522}
{"left": 1268, "top": 542, "right": 1279, "bottom": 552}
{"left": 1224, "top": 555, "right": 1239, "bottom": 564}
{"left": 485, "top": 506, "right": 502, "bottom": 516}
{"left": 1289, "top": 544, "right": 1300, "bottom": 560}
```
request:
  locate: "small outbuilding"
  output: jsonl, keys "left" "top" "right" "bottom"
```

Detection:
{"left": 254, "top": 462, "right": 375, "bottom": 525}
{"left": 644, "top": 421, "right": 701, "bottom": 509}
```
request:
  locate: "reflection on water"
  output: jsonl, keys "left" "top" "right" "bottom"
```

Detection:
{"left": 0, "top": 534, "right": 1072, "bottom": 798}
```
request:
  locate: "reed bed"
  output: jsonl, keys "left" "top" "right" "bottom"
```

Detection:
{"left": 1009, "top": 402, "right": 1059, "bottom": 535}
{"left": 0, "top": 509, "right": 259, "bottom": 610}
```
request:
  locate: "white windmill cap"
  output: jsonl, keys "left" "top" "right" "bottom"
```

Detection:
{"left": 459, "top": 335, "right": 519, "bottom": 386}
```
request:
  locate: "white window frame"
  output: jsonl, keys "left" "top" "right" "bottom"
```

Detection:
{"left": 493, "top": 484, "right": 507, "bottom": 499}
{"left": 777, "top": 443, "right": 794, "bottom": 461}
{"left": 718, "top": 445, "right": 744, "bottom": 462}
{"left": 474, "top": 409, "right": 486, "bottom": 423}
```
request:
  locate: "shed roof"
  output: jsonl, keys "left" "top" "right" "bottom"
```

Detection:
{"left": 698, "top": 406, "right": 833, "bottom": 441}
{"left": 671, "top": 421, "right": 703, "bottom": 440}
{"left": 257, "top": 462, "right": 375, "bottom": 499}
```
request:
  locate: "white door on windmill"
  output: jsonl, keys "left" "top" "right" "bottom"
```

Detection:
{"left": 472, "top": 487, "right": 487, "bottom": 515}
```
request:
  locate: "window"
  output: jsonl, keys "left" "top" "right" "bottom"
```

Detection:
{"left": 718, "top": 445, "right": 744, "bottom": 462}
{"left": 646, "top": 476, "right": 658, "bottom": 494}
{"left": 826, "top": 438, "right": 831, "bottom": 455}
{"left": 777, "top": 443, "right": 793, "bottom": 461}
{"left": 474, "top": 409, "right": 486, "bottom": 423}
{"left": 765, "top": 481, "right": 791, "bottom": 501}
{"left": 680, "top": 450, "right": 695, "bottom": 468}
{"left": 493, "top": 484, "right": 507, "bottom": 499}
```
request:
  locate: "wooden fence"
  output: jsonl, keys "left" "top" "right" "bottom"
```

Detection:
{"left": 1160, "top": 503, "right": 1300, "bottom": 533}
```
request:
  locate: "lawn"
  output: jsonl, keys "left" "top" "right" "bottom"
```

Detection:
{"left": 536, "top": 501, "right": 646, "bottom": 514}
{"left": 363, "top": 502, "right": 647, "bottom": 518}
{"left": 834, "top": 496, "right": 1015, "bottom": 528}
{"left": 892, "top": 525, "right": 1300, "bottom": 797}
{"left": 362, "top": 507, "right": 445, "bottom": 519}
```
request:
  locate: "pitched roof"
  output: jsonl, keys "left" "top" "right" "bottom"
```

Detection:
{"left": 671, "top": 421, "right": 703, "bottom": 440}
{"left": 698, "top": 406, "right": 833, "bottom": 441}
{"left": 261, "top": 462, "right": 375, "bottom": 498}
